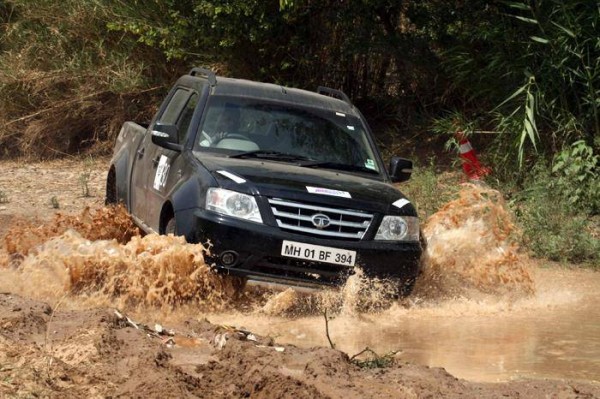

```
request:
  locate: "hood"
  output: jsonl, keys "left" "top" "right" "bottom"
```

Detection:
{"left": 195, "top": 153, "right": 416, "bottom": 215}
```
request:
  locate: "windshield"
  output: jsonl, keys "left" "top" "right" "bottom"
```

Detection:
{"left": 194, "top": 96, "right": 381, "bottom": 174}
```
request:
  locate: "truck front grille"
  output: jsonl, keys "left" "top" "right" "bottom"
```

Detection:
{"left": 268, "top": 198, "right": 373, "bottom": 240}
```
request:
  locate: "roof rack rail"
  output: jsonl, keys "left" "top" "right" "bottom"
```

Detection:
{"left": 316, "top": 86, "right": 352, "bottom": 105}
{"left": 189, "top": 67, "right": 217, "bottom": 86}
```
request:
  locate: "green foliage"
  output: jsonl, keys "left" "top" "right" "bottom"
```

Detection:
{"left": 552, "top": 140, "right": 600, "bottom": 214}
{"left": 399, "top": 160, "right": 461, "bottom": 222}
{"left": 1, "top": 0, "right": 151, "bottom": 89}
{"left": 497, "top": 74, "right": 541, "bottom": 167}
{"left": 510, "top": 163, "right": 600, "bottom": 266}
{"left": 105, "top": 0, "right": 440, "bottom": 115}
{"left": 430, "top": 110, "right": 482, "bottom": 152}
{"left": 350, "top": 347, "right": 398, "bottom": 369}
{"left": 439, "top": 0, "right": 599, "bottom": 169}
{"left": 2, "top": 0, "right": 597, "bottom": 167}
{"left": 106, "top": 0, "right": 285, "bottom": 76}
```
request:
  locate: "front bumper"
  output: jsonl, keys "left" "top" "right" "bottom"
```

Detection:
{"left": 190, "top": 209, "right": 422, "bottom": 291}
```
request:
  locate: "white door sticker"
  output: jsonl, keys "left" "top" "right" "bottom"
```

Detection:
{"left": 153, "top": 155, "right": 171, "bottom": 191}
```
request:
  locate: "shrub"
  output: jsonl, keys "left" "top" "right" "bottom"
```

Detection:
{"left": 551, "top": 140, "right": 599, "bottom": 215}
{"left": 398, "top": 160, "right": 461, "bottom": 222}
{"left": 511, "top": 163, "right": 600, "bottom": 266}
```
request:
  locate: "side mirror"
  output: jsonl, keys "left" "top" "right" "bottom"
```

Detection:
{"left": 389, "top": 156, "right": 413, "bottom": 183}
{"left": 151, "top": 123, "right": 182, "bottom": 152}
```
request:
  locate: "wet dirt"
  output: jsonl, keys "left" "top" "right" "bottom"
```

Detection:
{"left": 1, "top": 157, "right": 600, "bottom": 398}
{"left": 210, "top": 267, "right": 600, "bottom": 384}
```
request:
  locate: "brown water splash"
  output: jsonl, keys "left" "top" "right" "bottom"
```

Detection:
{"left": 415, "top": 183, "right": 534, "bottom": 300}
{"left": 4, "top": 204, "right": 139, "bottom": 257}
{"left": 0, "top": 205, "right": 244, "bottom": 310}
{"left": 257, "top": 269, "right": 399, "bottom": 317}
{"left": 3, "top": 230, "right": 243, "bottom": 310}
{"left": 0, "top": 184, "right": 535, "bottom": 314}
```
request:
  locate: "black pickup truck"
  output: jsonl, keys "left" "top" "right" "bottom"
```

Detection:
{"left": 106, "top": 67, "right": 423, "bottom": 294}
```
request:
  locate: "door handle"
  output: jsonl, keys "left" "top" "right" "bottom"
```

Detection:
{"left": 137, "top": 148, "right": 145, "bottom": 158}
{"left": 152, "top": 156, "right": 160, "bottom": 167}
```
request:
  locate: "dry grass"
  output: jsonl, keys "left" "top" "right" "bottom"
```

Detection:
{"left": 0, "top": 0, "right": 170, "bottom": 159}
{"left": 0, "top": 75, "right": 161, "bottom": 158}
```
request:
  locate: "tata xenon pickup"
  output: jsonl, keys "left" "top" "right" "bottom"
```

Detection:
{"left": 106, "top": 67, "right": 423, "bottom": 295}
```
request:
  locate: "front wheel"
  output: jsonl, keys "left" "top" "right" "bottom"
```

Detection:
{"left": 105, "top": 169, "right": 117, "bottom": 205}
{"left": 165, "top": 217, "right": 177, "bottom": 235}
{"left": 396, "top": 277, "right": 416, "bottom": 297}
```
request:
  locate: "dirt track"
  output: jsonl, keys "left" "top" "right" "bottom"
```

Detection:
{"left": 0, "top": 157, "right": 108, "bottom": 237}
{"left": 1, "top": 157, "right": 600, "bottom": 398}
{"left": 3, "top": 293, "right": 600, "bottom": 398}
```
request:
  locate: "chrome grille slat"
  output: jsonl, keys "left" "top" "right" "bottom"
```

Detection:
{"left": 271, "top": 209, "right": 369, "bottom": 228}
{"left": 275, "top": 220, "right": 364, "bottom": 238}
{"left": 268, "top": 198, "right": 373, "bottom": 240}
{"left": 269, "top": 198, "right": 372, "bottom": 218}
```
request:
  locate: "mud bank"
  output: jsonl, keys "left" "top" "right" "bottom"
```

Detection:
{"left": 1, "top": 294, "right": 599, "bottom": 398}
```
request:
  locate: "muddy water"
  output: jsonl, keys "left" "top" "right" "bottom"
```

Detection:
{"left": 1, "top": 185, "right": 599, "bottom": 383}
{"left": 209, "top": 267, "right": 600, "bottom": 383}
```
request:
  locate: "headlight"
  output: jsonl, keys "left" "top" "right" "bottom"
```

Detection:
{"left": 206, "top": 188, "right": 263, "bottom": 223}
{"left": 375, "top": 216, "right": 419, "bottom": 241}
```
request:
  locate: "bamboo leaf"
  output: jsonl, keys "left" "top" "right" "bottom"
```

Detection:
{"left": 530, "top": 36, "right": 549, "bottom": 44}
{"left": 551, "top": 21, "right": 576, "bottom": 38}
{"left": 518, "top": 127, "right": 527, "bottom": 167}
{"left": 519, "top": 122, "right": 528, "bottom": 149}
{"left": 526, "top": 91, "right": 535, "bottom": 122}
{"left": 552, "top": 161, "right": 564, "bottom": 172}
{"left": 511, "top": 15, "right": 539, "bottom": 24}
{"left": 495, "top": 84, "right": 527, "bottom": 110}
{"left": 524, "top": 116, "right": 538, "bottom": 150}
{"left": 505, "top": 2, "right": 530, "bottom": 11}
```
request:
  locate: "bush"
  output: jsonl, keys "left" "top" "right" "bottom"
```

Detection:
{"left": 510, "top": 163, "right": 600, "bottom": 266}
{"left": 398, "top": 160, "right": 461, "bottom": 222}
{"left": 552, "top": 140, "right": 599, "bottom": 215}
{"left": 404, "top": 158, "right": 599, "bottom": 267}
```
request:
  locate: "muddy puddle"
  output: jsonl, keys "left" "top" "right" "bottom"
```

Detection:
{"left": 1, "top": 184, "right": 599, "bottom": 384}
{"left": 210, "top": 267, "right": 600, "bottom": 383}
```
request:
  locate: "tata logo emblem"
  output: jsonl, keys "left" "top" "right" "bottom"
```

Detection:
{"left": 311, "top": 213, "right": 331, "bottom": 229}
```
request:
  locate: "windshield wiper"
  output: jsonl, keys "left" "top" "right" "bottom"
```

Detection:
{"left": 228, "top": 150, "right": 311, "bottom": 162}
{"left": 298, "top": 161, "right": 379, "bottom": 175}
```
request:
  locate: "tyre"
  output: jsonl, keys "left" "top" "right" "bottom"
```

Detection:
{"left": 105, "top": 170, "right": 117, "bottom": 205}
{"left": 165, "top": 217, "right": 177, "bottom": 235}
{"left": 397, "top": 277, "right": 416, "bottom": 297}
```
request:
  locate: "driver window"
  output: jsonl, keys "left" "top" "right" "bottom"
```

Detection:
{"left": 177, "top": 93, "right": 198, "bottom": 144}
{"left": 159, "top": 88, "right": 190, "bottom": 125}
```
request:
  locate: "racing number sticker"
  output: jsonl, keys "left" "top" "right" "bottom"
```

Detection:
{"left": 153, "top": 155, "right": 170, "bottom": 191}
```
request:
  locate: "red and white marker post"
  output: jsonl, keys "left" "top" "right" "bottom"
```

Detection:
{"left": 455, "top": 131, "right": 491, "bottom": 180}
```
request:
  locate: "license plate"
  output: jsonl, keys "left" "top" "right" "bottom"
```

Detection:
{"left": 281, "top": 240, "right": 356, "bottom": 267}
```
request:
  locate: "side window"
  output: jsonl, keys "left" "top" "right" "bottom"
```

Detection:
{"left": 177, "top": 93, "right": 198, "bottom": 144}
{"left": 159, "top": 88, "right": 190, "bottom": 125}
